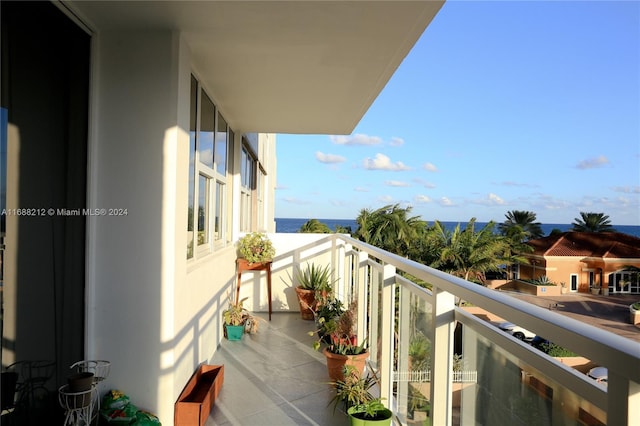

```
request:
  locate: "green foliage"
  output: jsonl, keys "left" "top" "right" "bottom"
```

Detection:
{"left": 237, "top": 232, "right": 275, "bottom": 263}
{"left": 298, "top": 219, "right": 332, "bottom": 233}
{"left": 330, "top": 365, "right": 376, "bottom": 412}
{"left": 631, "top": 302, "right": 640, "bottom": 311}
{"left": 409, "top": 335, "right": 431, "bottom": 371}
{"left": 329, "top": 365, "right": 386, "bottom": 418}
{"left": 348, "top": 399, "right": 390, "bottom": 420}
{"left": 329, "top": 337, "right": 368, "bottom": 355}
{"left": 355, "top": 204, "right": 426, "bottom": 257}
{"left": 499, "top": 210, "right": 544, "bottom": 240}
{"left": 292, "top": 263, "right": 335, "bottom": 291}
{"left": 540, "top": 342, "right": 578, "bottom": 357}
{"left": 223, "top": 297, "right": 249, "bottom": 326}
{"left": 427, "top": 218, "right": 509, "bottom": 283}
{"left": 533, "top": 276, "right": 556, "bottom": 286}
{"left": 408, "top": 386, "right": 430, "bottom": 414}
{"left": 332, "top": 365, "right": 389, "bottom": 420}
{"left": 572, "top": 212, "right": 615, "bottom": 232}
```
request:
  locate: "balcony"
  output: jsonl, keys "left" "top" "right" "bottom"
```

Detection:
{"left": 216, "top": 233, "right": 640, "bottom": 425}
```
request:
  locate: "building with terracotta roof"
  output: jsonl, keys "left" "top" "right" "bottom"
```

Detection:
{"left": 522, "top": 232, "right": 640, "bottom": 294}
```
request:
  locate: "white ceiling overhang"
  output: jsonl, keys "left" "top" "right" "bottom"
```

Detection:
{"left": 67, "top": 0, "right": 445, "bottom": 134}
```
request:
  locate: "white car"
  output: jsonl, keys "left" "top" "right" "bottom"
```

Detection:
{"left": 587, "top": 367, "right": 608, "bottom": 384}
{"left": 497, "top": 321, "right": 536, "bottom": 341}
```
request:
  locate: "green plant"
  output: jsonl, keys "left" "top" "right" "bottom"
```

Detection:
{"left": 293, "top": 263, "right": 335, "bottom": 292}
{"left": 223, "top": 297, "right": 248, "bottom": 326}
{"left": 237, "top": 232, "right": 275, "bottom": 264}
{"left": 409, "top": 335, "right": 430, "bottom": 371}
{"left": 331, "top": 365, "right": 390, "bottom": 421}
{"left": 310, "top": 300, "right": 363, "bottom": 354}
{"left": 348, "top": 398, "right": 390, "bottom": 421}
{"left": 540, "top": 342, "right": 578, "bottom": 357}
{"left": 632, "top": 302, "right": 640, "bottom": 311}
{"left": 535, "top": 276, "right": 554, "bottom": 286}
{"left": 222, "top": 295, "right": 261, "bottom": 334}
{"left": 329, "top": 338, "right": 368, "bottom": 356}
{"left": 329, "top": 365, "right": 375, "bottom": 412}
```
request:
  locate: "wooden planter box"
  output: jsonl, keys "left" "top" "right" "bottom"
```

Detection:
{"left": 175, "top": 364, "right": 224, "bottom": 426}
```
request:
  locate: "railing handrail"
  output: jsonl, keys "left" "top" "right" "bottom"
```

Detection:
{"left": 326, "top": 233, "right": 640, "bottom": 384}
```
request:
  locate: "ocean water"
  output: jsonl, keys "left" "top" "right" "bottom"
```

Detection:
{"left": 275, "top": 217, "right": 640, "bottom": 238}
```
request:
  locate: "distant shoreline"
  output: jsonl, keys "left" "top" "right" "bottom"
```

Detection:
{"left": 275, "top": 217, "right": 640, "bottom": 238}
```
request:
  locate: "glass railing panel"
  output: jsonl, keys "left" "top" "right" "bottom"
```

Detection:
{"left": 458, "top": 325, "right": 606, "bottom": 426}
{"left": 394, "top": 281, "right": 434, "bottom": 425}
{"left": 365, "top": 261, "right": 383, "bottom": 371}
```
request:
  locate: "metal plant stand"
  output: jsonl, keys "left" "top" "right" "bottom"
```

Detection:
{"left": 58, "top": 385, "right": 98, "bottom": 426}
{"left": 68, "top": 360, "right": 111, "bottom": 424}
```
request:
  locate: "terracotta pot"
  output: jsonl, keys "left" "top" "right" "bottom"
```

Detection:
{"left": 294, "top": 287, "right": 317, "bottom": 320}
{"left": 322, "top": 347, "right": 368, "bottom": 382}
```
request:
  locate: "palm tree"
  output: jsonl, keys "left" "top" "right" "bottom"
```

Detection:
{"left": 355, "top": 204, "right": 426, "bottom": 256}
{"left": 429, "top": 218, "right": 508, "bottom": 283}
{"left": 499, "top": 210, "right": 544, "bottom": 241}
{"left": 572, "top": 212, "right": 615, "bottom": 232}
{"left": 298, "top": 219, "right": 332, "bottom": 233}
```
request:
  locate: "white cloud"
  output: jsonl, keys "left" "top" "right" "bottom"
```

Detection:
{"left": 499, "top": 181, "right": 539, "bottom": 188}
{"left": 378, "top": 195, "right": 394, "bottom": 203}
{"left": 487, "top": 193, "right": 505, "bottom": 206}
{"left": 611, "top": 185, "right": 640, "bottom": 194}
{"left": 423, "top": 162, "right": 438, "bottom": 172}
{"left": 413, "top": 178, "right": 436, "bottom": 189}
{"left": 384, "top": 180, "right": 410, "bottom": 187}
{"left": 363, "top": 153, "right": 411, "bottom": 171}
{"left": 354, "top": 186, "right": 369, "bottom": 192}
{"left": 576, "top": 155, "right": 609, "bottom": 169}
{"left": 281, "top": 197, "right": 311, "bottom": 205}
{"left": 414, "top": 195, "right": 431, "bottom": 203}
{"left": 275, "top": 184, "right": 288, "bottom": 190}
{"left": 389, "top": 137, "right": 405, "bottom": 147}
{"left": 330, "top": 134, "right": 382, "bottom": 146}
{"left": 315, "top": 151, "right": 346, "bottom": 164}
{"left": 439, "top": 197, "right": 454, "bottom": 206}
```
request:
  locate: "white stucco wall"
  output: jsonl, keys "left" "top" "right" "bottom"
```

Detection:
{"left": 85, "top": 27, "right": 280, "bottom": 423}
{"left": 237, "top": 233, "right": 338, "bottom": 314}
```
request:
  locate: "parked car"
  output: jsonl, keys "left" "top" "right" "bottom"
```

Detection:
{"left": 587, "top": 366, "right": 608, "bottom": 384}
{"left": 530, "top": 335, "right": 550, "bottom": 350}
{"left": 497, "top": 321, "right": 536, "bottom": 341}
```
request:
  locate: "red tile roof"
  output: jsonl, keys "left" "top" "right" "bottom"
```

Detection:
{"left": 527, "top": 232, "right": 640, "bottom": 259}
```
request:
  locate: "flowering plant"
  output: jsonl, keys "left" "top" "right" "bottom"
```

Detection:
{"left": 237, "top": 232, "right": 275, "bottom": 264}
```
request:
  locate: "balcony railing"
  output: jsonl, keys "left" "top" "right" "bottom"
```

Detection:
{"left": 274, "top": 233, "right": 640, "bottom": 426}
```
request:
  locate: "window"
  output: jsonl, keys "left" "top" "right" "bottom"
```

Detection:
{"left": 198, "top": 175, "right": 209, "bottom": 245}
{"left": 570, "top": 274, "right": 578, "bottom": 292}
{"left": 240, "top": 144, "right": 256, "bottom": 232}
{"left": 187, "top": 74, "right": 232, "bottom": 258}
{"left": 187, "top": 76, "right": 197, "bottom": 258}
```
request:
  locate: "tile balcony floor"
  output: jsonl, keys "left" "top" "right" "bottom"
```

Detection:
{"left": 208, "top": 312, "right": 350, "bottom": 426}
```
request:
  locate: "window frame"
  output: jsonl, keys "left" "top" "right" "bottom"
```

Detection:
{"left": 187, "top": 73, "right": 232, "bottom": 259}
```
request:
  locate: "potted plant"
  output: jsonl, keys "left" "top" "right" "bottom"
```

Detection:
{"left": 330, "top": 365, "right": 392, "bottom": 426}
{"left": 311, "top": 301, "right": 367, "bottom": 381}
{"left": 289, "top": 263, "right": 335, "bottom": 320}
{"left": 314, "top": 297, "right": 346, "bottom": 342}
{"left": 237, "top": 232, "right": 275, "bottom": 265}
{"left": 222, "top": 297, "right": 257, "bottom": 340}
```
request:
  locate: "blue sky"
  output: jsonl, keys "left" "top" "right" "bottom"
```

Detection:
{"left": 275, "top": 0, "right": 640, "bottom": 226}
